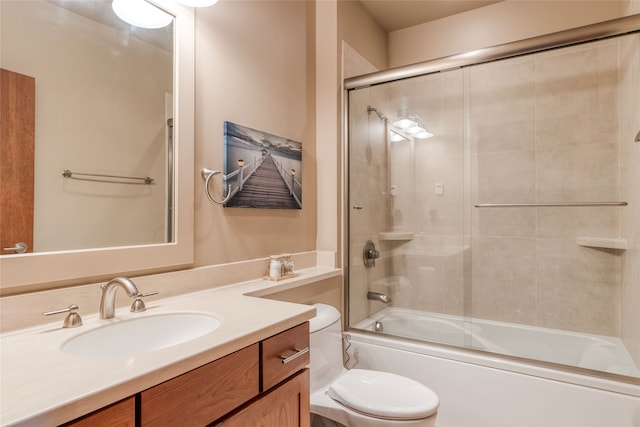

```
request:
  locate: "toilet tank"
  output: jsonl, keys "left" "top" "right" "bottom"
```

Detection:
{"left": 309, "top": 303, "right": 345, "bottom": 392}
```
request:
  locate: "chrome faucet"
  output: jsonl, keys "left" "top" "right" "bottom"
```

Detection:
{"left": 99, "top": 277, "right": 141, "bottom": 319}
{"left": 367, "top": 291, "right": 392, "bottom": 304}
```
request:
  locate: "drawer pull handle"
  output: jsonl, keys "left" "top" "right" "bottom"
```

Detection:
{"left": 279, "top": 347, "right": 309, "bottom": 364}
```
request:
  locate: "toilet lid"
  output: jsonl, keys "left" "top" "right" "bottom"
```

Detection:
{"left": 327, "top": 369, "right": 439, "bottom": 420}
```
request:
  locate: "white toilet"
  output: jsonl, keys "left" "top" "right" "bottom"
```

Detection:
{"left": 309, "top": 303, "right": 439, "bottom": 427}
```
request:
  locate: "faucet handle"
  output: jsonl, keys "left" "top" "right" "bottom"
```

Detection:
{"left": 130, "top": 291, "right": 158, "bottom": 313}
{"left": 43, "top": 304, "right": 83, "bottom": 328}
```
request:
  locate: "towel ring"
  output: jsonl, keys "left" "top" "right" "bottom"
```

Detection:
{"left": 201, "top": 168, "right": 232, "bottom": 205}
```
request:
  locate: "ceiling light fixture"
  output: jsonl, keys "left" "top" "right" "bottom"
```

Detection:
{"left": 175, "top": 0, "right": 219, "bottom": 6}
{"left": 392, "top": 112, "right": 433, "bottom": 139}
{"left": 389, "top": 130, "right": 409, "bottom": 143}
{"left": 112, "top": 0, "right": 173, "bottom": 29}
{"left": 392, "top": 117, "right": 418, "bottom": 129}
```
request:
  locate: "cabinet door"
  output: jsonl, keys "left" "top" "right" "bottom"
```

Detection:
{"left": 140, "top": 344, "right": 259, "bottom": 427}
{"left": 218, "top": 369, "right": 310, "bottom": 427}
{"left": 61, "top": 397, "right": 135, "bottom": 427}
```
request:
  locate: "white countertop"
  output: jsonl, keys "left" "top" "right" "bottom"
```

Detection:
{"left": 0, "top": 266, "right": 339, "bottom": 427}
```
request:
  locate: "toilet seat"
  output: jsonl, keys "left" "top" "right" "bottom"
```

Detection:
{"left": 327, "top": 369, "right": 439, "bottom": 421}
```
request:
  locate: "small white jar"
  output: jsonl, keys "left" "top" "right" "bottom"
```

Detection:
{"left": 269, "top": 257, "right": 282, "bottom": 278}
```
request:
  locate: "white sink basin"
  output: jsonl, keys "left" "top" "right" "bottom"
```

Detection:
{"left": 62, "top": 313, "right": 220, "bottom": 358}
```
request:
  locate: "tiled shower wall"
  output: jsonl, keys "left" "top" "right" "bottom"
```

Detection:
{"left": 619, "top": 34, "right": 640, "bottom": 367}
{"left": 348, "top": 36, "right": 638, "bottom": 353}
{"left": 470, "top": 38, "right": 623, "bottom": 336}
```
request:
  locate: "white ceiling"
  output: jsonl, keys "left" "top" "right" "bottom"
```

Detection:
{"left": 359, "top": 0, "right": 504, "bottom": 32}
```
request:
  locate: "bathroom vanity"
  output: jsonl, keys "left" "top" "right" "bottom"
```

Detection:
{"left": 65, "top": 323, "right": 310, "bottom": 427}
{"left": 0, "top": 265, "right": 339, "bottom": 427}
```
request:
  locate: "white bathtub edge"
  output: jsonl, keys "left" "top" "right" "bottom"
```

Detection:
{"left": 345, "top": 330, "right": 640, "bottom": 398}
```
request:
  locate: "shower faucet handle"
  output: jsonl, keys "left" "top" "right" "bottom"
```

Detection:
{"left": 363, "top": 240, "right": 380, "bottom": 268}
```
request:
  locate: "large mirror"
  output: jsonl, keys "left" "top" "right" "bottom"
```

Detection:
{"left": 0, "top": 0, "right": 194, "bottom": 294}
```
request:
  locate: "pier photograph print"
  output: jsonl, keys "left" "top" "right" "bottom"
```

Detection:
{"left": 222, "top": 121, "right": 302, "bottom": 209}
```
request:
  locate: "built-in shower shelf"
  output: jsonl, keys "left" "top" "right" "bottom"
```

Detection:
{"left": 576, "top": 237, "right": 627, "bottom": 250}
{"left": 379, "top": 231, "right": 415, "bottom": 241}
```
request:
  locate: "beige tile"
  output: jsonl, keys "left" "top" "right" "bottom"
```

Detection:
{"left": 535, "top": 43, "right": 618, "bottom": 150}
{"left": 469, "top": 57, "right": 536, "bottom": 154}
{"left": 474, "top": 207, "right": 536, "bottom": 238}
{"left": 416, "top": 153, "right": 465, "bottom": 237}
{"left": 395, "top": 253, "right": 438, "bottom": 311}
{"left": 536, "top": 143, "right": 618, "bottom": 202}
{"left": 442, "top": 248, "right": 465, "bottom": 316}
{"left": 619, "top": 33, "right": 640, "bottom": 366}
{"left": 536, "top": 238, "right": 619, "bottom": 335}
{"left": 477, "top": 150, "right": 536, "bottom": 204}
{"left": 471, "top": 236, "right": 537, "bottom": 325}
{"left": 537, "top": 206, "right": 618, "bottom": 238}
{"left": 620, "top": 244, "right": 640, "bottom": 365}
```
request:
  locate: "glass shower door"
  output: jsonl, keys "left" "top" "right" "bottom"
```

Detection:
{"left": 346, "top": 68, "right": 469, "bottom": 349}
{"left": 346, "top": 31, "right": 640, "bottom": 381}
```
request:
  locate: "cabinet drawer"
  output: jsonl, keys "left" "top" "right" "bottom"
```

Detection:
{"left": 140, "top": 344, "right": 259, "bottom": 427}
{"left": 261, "top": 322, "right": 309, "bottom": 391}
{"left": 61, "top": 396, "right": 135, "bottom": 427}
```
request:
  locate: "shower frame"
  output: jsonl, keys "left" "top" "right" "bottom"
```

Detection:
{"left": 342, "top": 13, "right": 640, "bottom": 385}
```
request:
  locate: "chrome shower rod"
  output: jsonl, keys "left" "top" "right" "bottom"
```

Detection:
{"left": 475, "top": 202, "right": 628, "bottom": 208}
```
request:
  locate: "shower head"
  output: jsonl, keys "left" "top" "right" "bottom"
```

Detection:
{"left": 367, "top": 106, "right": 387, "bottom": 121}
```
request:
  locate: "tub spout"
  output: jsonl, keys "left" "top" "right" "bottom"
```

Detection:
{"left": 367, "top": 291, "right": 391, "bottom": 304}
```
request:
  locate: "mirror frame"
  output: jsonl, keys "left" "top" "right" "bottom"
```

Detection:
{"left": 0, "top": 0, "right": 194, "bottom": 295}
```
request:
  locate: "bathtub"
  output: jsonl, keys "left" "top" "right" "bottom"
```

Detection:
{"left": 353, "top": 307, "right": 640, "bottom": 377}
{"left": 348, "top": 308, "right": 640, "bottom": 427}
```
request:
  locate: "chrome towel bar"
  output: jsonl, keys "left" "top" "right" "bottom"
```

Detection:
{"left": 475, "top": 202, "right": 627, "bottom": 208}
{"left": 62, "top": 169, "right": 154, "bottom": 184}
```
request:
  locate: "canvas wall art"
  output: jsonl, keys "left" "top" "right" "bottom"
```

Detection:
{"left": 223, "top": 121, "right": 302, "bottom": 209}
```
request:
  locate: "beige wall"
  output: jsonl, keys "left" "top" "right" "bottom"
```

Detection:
{"left": 389, "top": 0, "right": 630, "bottom": 67}
{"left": 338, "top": 0, "right": 388, "bottom": 71}
{"left": 316, "top": 0, "right": 340, "bottom": 259}
{"left": 193, "top": 1, "right": 317, "bottom": 267}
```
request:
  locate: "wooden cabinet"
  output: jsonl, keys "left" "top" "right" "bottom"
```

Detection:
{"left": 62, "top": 323, "right": 310, "bottom": 427}
{"left": 217, "top": 369, "right": 310, "bottom": 427}
{"left": 61, "top": 397, "right": 135, "bottom": 427}
{"left": 140, "top": 344, "right": 259, "bottom": 427}
{"left": 261, "top": 322, "right": 310, "bottom": 391}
